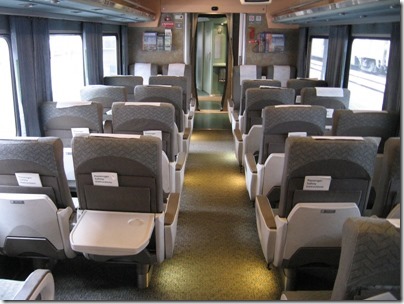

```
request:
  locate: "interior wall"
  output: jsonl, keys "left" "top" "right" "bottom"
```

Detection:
{"left": 128, "top": 24, "right": 184, "bottom": 66}
{"left": 127, "top": 12, "right": 299, "bottom": 69}
{"left": 244, "top": 14, "right": 299, "bottom": 67}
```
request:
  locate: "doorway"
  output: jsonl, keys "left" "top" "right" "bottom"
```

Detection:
{"left": 195, "top": 15, "right": 228, "bottom": 112}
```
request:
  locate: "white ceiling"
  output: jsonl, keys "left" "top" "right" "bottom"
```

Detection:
{"left": 0, "top": 0, "right": 156, "bottom": 24}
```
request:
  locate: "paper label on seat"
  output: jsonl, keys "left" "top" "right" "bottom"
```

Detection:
{"left": 125, "top": 102, "right": 161, "bottom": 106}
{"left": 303, "top": 176, "right": 331, "bottom": 191}
{"left": 288, "top": 132, "right": 307, "bottom": 137}
{"left": 71, "top": 128, "right": 90, "bottom": 137}
{"left": 15, "top": 173, "right": 42, "bottom": 187}
{"left": 92, "top": 172, "right": 119, "bottom": 187}
{"left": 143, "top": 130, "right": 162, "bottom": 140}
{"left": 326, "top": 108, "right": 334, "bottom": 118}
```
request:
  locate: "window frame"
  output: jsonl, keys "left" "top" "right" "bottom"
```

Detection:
{"left": 0, "top": 35, "right": 20, "bottom": 136}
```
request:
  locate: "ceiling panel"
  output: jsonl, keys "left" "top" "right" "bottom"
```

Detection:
{"left": 0, "top": 0, "right": 156, "bottom": 24}
{"left": 272, "top": 0, "right": 401, "bottom": 26}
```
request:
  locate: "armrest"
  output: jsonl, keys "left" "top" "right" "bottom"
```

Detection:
{"left": 227, "top": 98, "right": 234, "bottom": 108}
{"left": 103, "top": 120, "right": 112, "bottom": 133}
{"left": 231, "top": 111, "right": 239, "bottom": 122}
{"left": 183, "top": 127, "right": 191, "bottom": 141}
{"left": 164, "top": 192, "right": 180, "bottom": 225}
{"left": 281, "top": 290, "right": 331, "bottom": 301}
{"left": 234, "top": 127, "right": 243, "bottom": 142}
{"left": 256, "top": 195, "right": 276, "bottom": 229}
{"left": 245, "top": 152, "right": 257, "bottom": 174}
{"left": 14, "top": 269, "right": 55, "bottom": 300}
{"left": 175, "top": 151, "right": 187, "bottom": 171}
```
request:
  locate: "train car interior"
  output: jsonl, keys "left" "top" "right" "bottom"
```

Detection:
{"left": 0, "top": 0, "right": 401, "bottom": 301}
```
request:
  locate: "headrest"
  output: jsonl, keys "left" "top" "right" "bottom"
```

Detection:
{"left": 168, "top": 63, "right": 185, "bottom": 76}
{"left": 240, "top": 65, "right": 257, "bottom": 85}
{"left": 134, "top": 63, "right": 151, "bottom": 84}
{"left": 315, "top": 87, "right": 344, "bottom": 97}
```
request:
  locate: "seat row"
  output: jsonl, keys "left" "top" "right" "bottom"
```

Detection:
{"left": 83, "top": 74, "right": 195, "bottom": 133}
{"left": 238, "top": 105, "right": 399, "bottom": 204}
{"left": 41, "top": 82, "right": 195, "bottom": 193}
{"left": 0, "top": 134, "right": 179, "bottom": 289}
{"left": 227, "top": 65, "right": 329, "bottom": 129}
{"left": 231, "top": 94, "right": 401, "bottom": 296}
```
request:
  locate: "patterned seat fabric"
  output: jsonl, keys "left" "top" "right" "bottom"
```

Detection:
{"left": 332, "top": 109, "right": 399, "bottom": 153}
{"left": 134, "top": 85, "right": 184, "bottom": 133}
{"left": 39, "top": 101, "right": 104, "bottom": 147}
{"left": 103, "top": 75, "right": 143, "bottom": 101}
{"left": 0, "top": 137, "right": 75, "bottom": 259}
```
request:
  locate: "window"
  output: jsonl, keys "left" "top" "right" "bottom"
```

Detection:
{"left": 0, "top": 38, "right": 16, "bottom": 137}
{"left": 309, "top": 38, "right": 328, "bottom": 79}
{"left": 347, "top": 38, "right": 390, "bottom": 110}
{"left": 103, "top": 35, "right": 118, "bottom": 76}
{"left": 50, "top": 35, "right": 84, "bottom": 101}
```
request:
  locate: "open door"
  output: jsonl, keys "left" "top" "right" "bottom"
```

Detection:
{"left": 192, "top": 14, "right": 234, "bottom": 112}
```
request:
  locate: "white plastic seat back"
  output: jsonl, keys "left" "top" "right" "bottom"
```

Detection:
{"left": 0, "top": 269, "right": 55, "bottom": 300}
{"left": 0, "top": 137, "right": 75, "bottom": 259}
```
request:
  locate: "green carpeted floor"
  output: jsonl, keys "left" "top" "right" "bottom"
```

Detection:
{"left": 49, "top": 129, "right": 283, "bottom": 301}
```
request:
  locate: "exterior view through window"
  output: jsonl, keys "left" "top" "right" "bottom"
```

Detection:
{"left": 310, "top": 37, "right": 389, "bottom": 111}
{"left": 103, "top": 35, "right": 118, "bottom": 76}
{"left": 50, "top": 35, "right": 84, "bottom": 101}
{"left": 348, "top": 38, "right": 389, "bottom": 110}
{"left": 309, "top": 38, "right": 328, "bottom": 80}
{"left": 0, "top": 38, "right": 16, "bottom": 137}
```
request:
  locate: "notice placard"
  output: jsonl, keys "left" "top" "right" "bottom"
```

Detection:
{"left": 92, "top": 172, "right": 119, "bottom": 187}
{"left": 15, "top": 173, "right": 42, "bottom": 187}
{"left": 303, "top": 176, "right": 331, "bottom": 191}
{"left": 71, "top": 128, "right": 90, "bottom": 137}
{"left": 143, "top": 130, "right": 162, "bottom": 140}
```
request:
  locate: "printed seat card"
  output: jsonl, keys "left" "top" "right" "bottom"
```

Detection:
{"left": 303, "top": 176, "right": 331, "bottom": 191}
{"left": 326, "top": 108, "right": 334, "bottom": 118}
{"left": 71, "top": 128, "right": 90, "bottom": 137}
{"left": 143, "top": 130, "right": 162, "bottom": 140}
{"left": 15, "top": 173, "right": 42, "bottom": 187}
{"left": 92, "top": 172, "right": 119, "bottom": 187}
{"left": 288, "top": 132, "right": 307, "bottom": 137}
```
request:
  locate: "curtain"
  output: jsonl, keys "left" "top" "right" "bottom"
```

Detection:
{"left": 222, "top": 13, "right": 234, "bottom": 111}
{"left": 190, "top": 13, "right": 200, "bottom": 110}
{"left": 297, "top": 27, "right": 308, "bottom": 78}
{"left": 83, "top": 22, "right": 103, "bottom": 84}
{"left": 120, "top": 25, "right": 129, "bottom": 75}
{"left": 325, "top": 25, "right": 349, "bottom": 87}
{"left": 10, "top": 16, "right": 51, "bottom": 136}
{"left": 383, "top": 22, "right": 401, "bottom": 114}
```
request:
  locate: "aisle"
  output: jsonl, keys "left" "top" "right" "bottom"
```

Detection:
{"left": 149, "top": 129, "right": 282, "bottom": 300}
